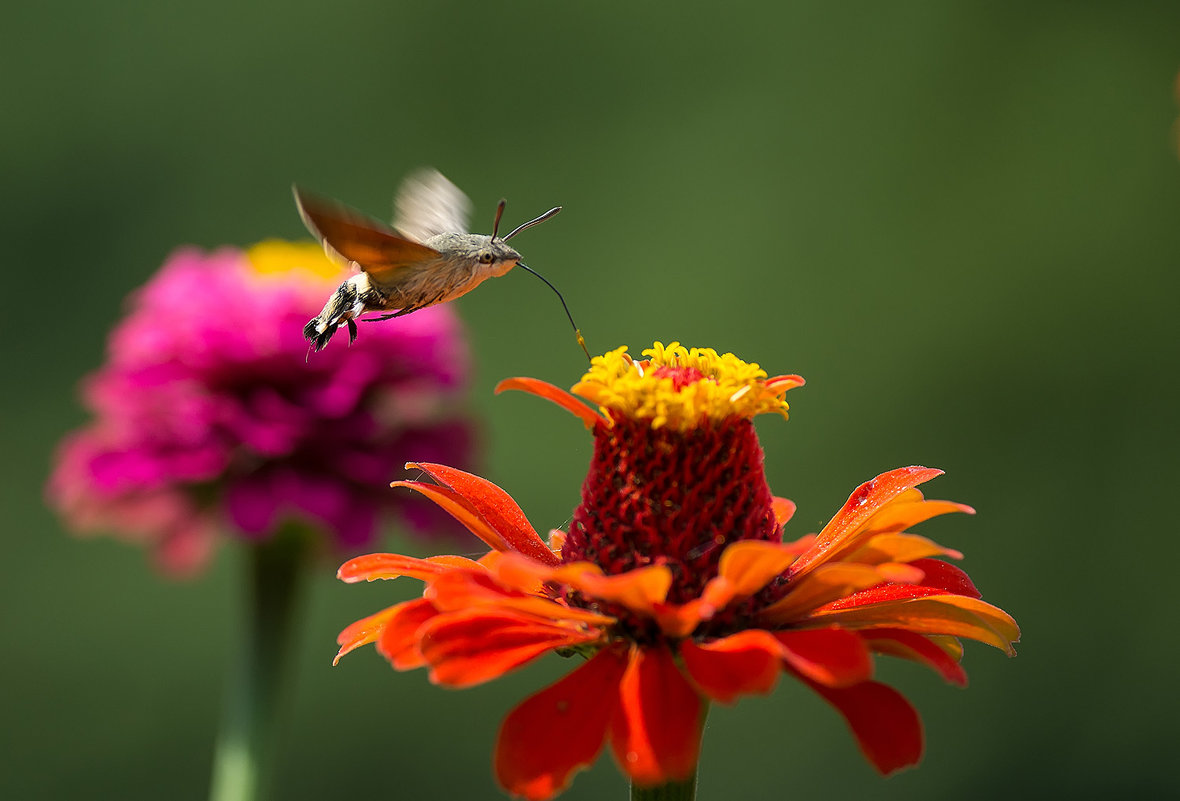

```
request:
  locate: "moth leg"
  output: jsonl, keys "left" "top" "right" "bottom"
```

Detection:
{"left": 361, "top": 305, "right": 424, "bottom": 323}
{"left": 346, "top": 318, "right": 359, "bottom": 344}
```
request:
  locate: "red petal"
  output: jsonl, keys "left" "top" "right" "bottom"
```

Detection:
{"left": 790, "top": 467, "right": 944, "bottom": 579}
{"left": 776, "top": 628, "right": 873, "bottom": 687}
{"left": 908, "top": 558, "right": 980, "bottom": 598}
{"left": 495, "top": 648, "right": 628, "bottom": 801}
{"left": 681, "top": 630, "right": 785, "bottom": 704}
{"left": 804, "top": 678, "right": 924, "bottom": 775}
{"left": 418, "top": 609, "right": 597, "bottom": 687}
{"left": 609, "top": 645, "right": 704, "bottom": 787}
{"left": 495, "top": 377, "right": 605, "bottom": 429}
{"left": 407, "top": 462, "right": 558, "bottom": 565}
{"left": 375, "top": 597, "right": 439, "bottom": 670}
{"left": 863, "top": 629, "right": 968, "bottom": 687}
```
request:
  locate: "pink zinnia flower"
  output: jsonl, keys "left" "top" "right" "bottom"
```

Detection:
{"left": 48, "top": 240, "right": 474, "bottom": 575}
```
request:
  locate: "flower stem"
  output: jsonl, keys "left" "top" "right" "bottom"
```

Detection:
{"left": 630, "top": 773, "right": 697, "bottom": 801}
{"left": 209, "top": 528, "right": 311, "bottom": 801}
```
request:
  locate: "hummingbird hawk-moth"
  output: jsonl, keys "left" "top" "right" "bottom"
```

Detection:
{"left": 294, "top": 169, "right": 585, "bottom": 356}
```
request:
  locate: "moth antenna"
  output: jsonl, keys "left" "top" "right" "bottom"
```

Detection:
{"left": 492, "top": 199, "right": 507, "bottom": 240}
{"left": 517, "top": 262, "right": 591, "bottom": 361}
{"left": 504, "top": 206, "right": 562, "bottom": 241}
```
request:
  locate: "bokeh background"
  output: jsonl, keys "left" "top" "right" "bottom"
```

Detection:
{"left": 4, "top": 1, "right": 1179, "bottom": 798}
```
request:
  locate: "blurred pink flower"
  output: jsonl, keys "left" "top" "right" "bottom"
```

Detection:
{"left": 48, "top": 241, "right": 474, "bottom": 576}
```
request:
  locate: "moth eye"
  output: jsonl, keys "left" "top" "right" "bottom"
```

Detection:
{"left": 478, "top": 252, "right": 495, "bottom": 264}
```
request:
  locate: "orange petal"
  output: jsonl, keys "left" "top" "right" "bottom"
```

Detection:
{"left": 391, "top": 480, "right": 515, "bottom": 553}
{"left": 489, "top": 552, "right": 605, "bottom": 594}
{"left": 375, "top": 597, "right": 439, "bottom": 670}
{"left": 336, "top": 552, "right": 482, "bottom": 583}
{"left": 772, "top": 496, "right": 797, "bottom": 526}
{"left": 861, "top": 498, "right": 975, "bottom": 537}
{"left": 407, "top": 462, "right": 558, "bottom": 565}
{"left": 789, "top": 467, "right": 944, "bottom": 580}
{"left": 849, "top": 532, "right": 964, "bottom": 565}
{"left": 426, "top": 568, "right": 614, "bottom": 627}
{"left": 681, "top": 630, "right": 785, "bottom": 704}
{"left": 548, "top": 529, "right": 567, "bottom": 551}
{"left": 802, "top": 595, "right": 1020, "bottom": 656}
{"left": 495, "top": 648, "right": 628, "bottom": 801}
{"left": 334, "top": 603, "right": 405, "bottom": 665}
{"left": 717, "top": 540, "right": 804, "bottom": 597}
{"left": 776, "top": 628, "right": 873, "bottom": 688}
{"left": 495, "top": 377, "right": 605, "bottom": 429}
{"left": 863, "top": 629, "right": 968, "bottom": 687}
{"left": 609, "top": 645, "right": 704, "bottom": 787}
{"left": 803, "top": 678, "right": 923, "bottom": 775}
{"left": 418, "top": 609, "right": 598, "bottom": 688}
{"left": 757, "top": 563, "right": 912, "bottom": 625}
{"left": 571, "top": 565, "right": 673, "bottom": 616}
{"left": 765, "top": 374, "right": 806, "bottom": 392}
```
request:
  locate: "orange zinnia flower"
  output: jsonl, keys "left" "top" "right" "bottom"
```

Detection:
{"left": 335, "top": 342, "right": 1019, "bottom": 799}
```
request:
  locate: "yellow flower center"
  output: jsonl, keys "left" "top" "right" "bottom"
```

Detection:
{"left": 571, "top": 341, "right": 798, "bottom": 431}
{"left": 245, "top": 239, "right": 345, "bottom": 283}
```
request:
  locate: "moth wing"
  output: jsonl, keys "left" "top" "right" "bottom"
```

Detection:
{"left": 294, "top": 187, "right": 440, "bottom": 281}
{"left": 393, "top": 168, "right": 471, "bottom": 242}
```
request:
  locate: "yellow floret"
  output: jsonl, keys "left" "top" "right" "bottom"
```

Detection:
{"left": 572, "top": 342, "right": 795, "bottom": 430}
{"left": 246, "top": 240, "right": 344, "bottom": 282}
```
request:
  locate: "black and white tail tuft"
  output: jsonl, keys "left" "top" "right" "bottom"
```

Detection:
{"left": 304, "top": 280, "right": 359, "bottom": 352}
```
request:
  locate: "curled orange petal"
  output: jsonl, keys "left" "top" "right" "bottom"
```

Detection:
{"left": 406, "top": 462, "right": 557, "bottom": 565}
{"left": 495, "top": 377, "right": 605, "bottom": 429}
{"left": 334, "top": 603, "right": 404, "bottom": 665}
{"left": 391, "top": 480, "right": 514, "bottom": 553}
{"left": 337, "top": 552, "right": 482, "bottom": 583}
{"left": 765, "top": 374, "right": 806, "bottom": 392}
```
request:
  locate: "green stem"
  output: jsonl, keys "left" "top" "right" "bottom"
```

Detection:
{"left": 209, "top": 529, "right": 310, "bottom": 801}
{"left": 630, "top": 773, "right": 697, "bottom": 801}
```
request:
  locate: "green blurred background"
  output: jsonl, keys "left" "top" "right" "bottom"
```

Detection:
{"left": 4, "top": 1, "right": 1179, "bottom": 798}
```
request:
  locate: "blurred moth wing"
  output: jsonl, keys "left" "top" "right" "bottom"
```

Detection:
{"left": 294, "top": 189, "right": 441, "bottom": 285}
{"left": 392, "top": 168, "right": 471, "bottom": 242}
